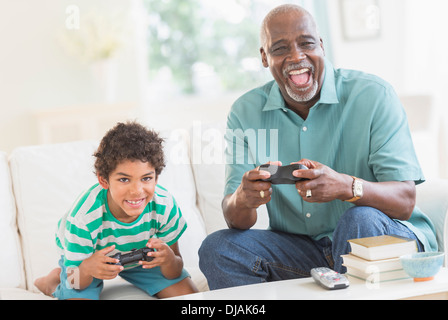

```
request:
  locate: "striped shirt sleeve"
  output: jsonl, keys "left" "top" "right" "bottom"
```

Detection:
{"left": 56, "top": 184, "right": 102, "bottom": 268}
{"left": 153, "top": 186, "right": 187, "bottom": 246}
{"left": 63, "top": 214, "right": 94, "bottom": 267}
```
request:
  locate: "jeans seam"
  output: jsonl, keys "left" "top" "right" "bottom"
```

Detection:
{"left": 325, "top": 253, "right": 334, "bottom": 269}
{"left": 323, "top": 244, "right": 335, "bottom": 269}
{"left": 264, "top": 261, "right": 310, "bottom": 278}
{"left": 252, "top": 257, "right": 262, "bottom": 273}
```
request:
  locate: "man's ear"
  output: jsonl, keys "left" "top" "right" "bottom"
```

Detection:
{"left": 97, "top": 174, "right": 110, "bottom": 189}
{"left": 260, "top": 47, "right": 269, "bottom": 68}
{"left": 320, "top": 38, "right": 325, "bottom": 56}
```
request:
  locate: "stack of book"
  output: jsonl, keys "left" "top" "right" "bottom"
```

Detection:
{"left": 342, "top": 235, "right": 418, "bottom": 283}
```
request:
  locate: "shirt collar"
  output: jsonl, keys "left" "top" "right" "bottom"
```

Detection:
{"left": 263, "top": 58, "right": 339, "bottom": 112}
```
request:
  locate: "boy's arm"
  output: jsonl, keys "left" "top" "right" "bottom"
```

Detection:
{"left": 161, "top": 242, "right": 184, "bottom": 279}
{"left": 71, "top": 245, "right": 123, "bottom": 290}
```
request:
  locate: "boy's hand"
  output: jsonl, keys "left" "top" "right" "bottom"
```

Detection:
{"left": 80, "top": 245, "right": 123, "bottom": 280}
{"left": 139, "top": 238, "right": 175, "bottom": 269}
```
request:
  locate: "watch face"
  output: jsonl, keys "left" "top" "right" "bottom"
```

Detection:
{"left": 354, "top": 180, "right": 363, "bottom": 197}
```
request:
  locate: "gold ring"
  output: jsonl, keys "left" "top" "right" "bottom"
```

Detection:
{"left": 260, "top": 190, "right": 265, "bottom": 198}
{"left": 306, "top": 190, "right": 312, "bottom": 198}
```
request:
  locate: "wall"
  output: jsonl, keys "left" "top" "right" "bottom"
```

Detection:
{"left": 326, "top": 0, "right": 406, "bottom": 91}
{"left": 328, "top": 0, "right": 448, "bottom": 97}
{"left": 0, "top": 0, "right": 144, "bottom": 153}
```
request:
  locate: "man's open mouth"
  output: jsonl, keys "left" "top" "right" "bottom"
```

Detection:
{"left": 288, "top": 68, "right": 311, "bottom": 86}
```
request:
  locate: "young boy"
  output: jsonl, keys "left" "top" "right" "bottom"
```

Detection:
{"left": 34, "top": 121, "right": 198, "bottom": 299}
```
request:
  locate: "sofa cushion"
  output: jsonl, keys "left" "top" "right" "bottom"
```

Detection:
{"left": 0, "top": 288, "right": 54, "bottom": 300}
{"left": 189, "top": 122, "right": 228, "bottom": 234}
{"left": 157, "top": 130, "right": 207, "bottom": 269}
{"left": 416, "top": 179, "right": 448, "bottom": 255}
{"left": 10, "top": 141, "right": 99, "bottom": 292}
{"left": 189, "top": 121, "right": 269, "bottom": 234}
{"left": 0, "top": 151, "right": 25, "bottom": 288}
{"left": 100, "top": 267, "right": 208, "bottom": 299}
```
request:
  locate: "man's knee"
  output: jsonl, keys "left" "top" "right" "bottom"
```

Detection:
{"left": 340, "top": 205, "right": 376, "bottom": 221}
{"left": 199, "top": 230, "right": 225, "bottom": 257}
{"left": 340, "top": 206, "right": 386, "bottom": 226}
{"left": 335, "top": 206, "right": 392, "bottom": 239}
{"left": 199, "top": 229, "right": 237, "bottom": 264}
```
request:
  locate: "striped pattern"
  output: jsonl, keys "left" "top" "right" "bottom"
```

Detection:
{"left": 55, "top": 183, "right": 186, "bottom": 268}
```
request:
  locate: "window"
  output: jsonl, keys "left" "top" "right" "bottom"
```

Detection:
{"left": 143, "top": 0, "right": 327, "bottom": 97}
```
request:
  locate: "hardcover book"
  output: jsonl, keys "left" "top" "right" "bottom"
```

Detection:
{"left": 347, "top": 235, "right": 417, "bottom": 261}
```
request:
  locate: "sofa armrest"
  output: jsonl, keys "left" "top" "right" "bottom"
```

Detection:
{"left": 416, "top": 179, "right": 448, "bottom": 264}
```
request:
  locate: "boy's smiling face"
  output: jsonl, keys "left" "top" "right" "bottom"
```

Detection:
{"left": 98, "top": 159, "right": 157, "bottom": 223}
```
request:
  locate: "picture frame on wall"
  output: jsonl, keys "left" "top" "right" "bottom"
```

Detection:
{"left": 340, "top": 0, "right": 381, "bottom": 41}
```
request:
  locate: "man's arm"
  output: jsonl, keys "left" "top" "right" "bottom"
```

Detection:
{"left": 294, "top": 160, "right": 416, "bottom": 221}
{"left": 347, "top": 179, "right": 416, "bottom": 221}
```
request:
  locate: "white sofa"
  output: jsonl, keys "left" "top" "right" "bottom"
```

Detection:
{"left": 1, "top": 122, "right": 448, "bottom": 300}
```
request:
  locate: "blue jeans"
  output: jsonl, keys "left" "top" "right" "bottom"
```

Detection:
{"left": 198, "top": 206, "right": 423, "bottom": 290}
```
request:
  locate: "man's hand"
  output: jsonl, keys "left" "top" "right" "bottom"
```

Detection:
{"left": 222, "top": 161, "right": 281, "bottom": 229}
{"left": 292, "top": 159, "right": 352, "bottom": 203}
{"left": 237, "top": 168, "right": 274, "bottom": 208}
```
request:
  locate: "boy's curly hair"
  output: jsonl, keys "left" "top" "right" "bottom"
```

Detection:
{"left": 94, "top": 121, "right": 165, "bottom": 179}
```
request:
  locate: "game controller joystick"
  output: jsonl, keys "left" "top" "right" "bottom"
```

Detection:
{"left": 108, "top": 248, "right": 155, "bottom": 266}
{"left": 259, "top": 163, "right": 308, "bottom": 184}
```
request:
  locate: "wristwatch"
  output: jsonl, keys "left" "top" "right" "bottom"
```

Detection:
{"left": 345, "top": 176, "right": 363, "bottom": 202}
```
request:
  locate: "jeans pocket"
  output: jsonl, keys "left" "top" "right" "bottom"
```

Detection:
{"left": 261, "top": 261, "right": 310, "bottom": 280}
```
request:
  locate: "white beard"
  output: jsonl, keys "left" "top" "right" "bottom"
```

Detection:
{"left": 285, "top": 80, "right": 319, "bottom": 103}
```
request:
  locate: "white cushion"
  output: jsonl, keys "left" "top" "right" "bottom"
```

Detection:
{"left": 100, "top": 277, "right": 156, "bottom": 300}
{"left": 0, "top": 288, "right": 54, "bottom": 300}
{"left": 189, "top": 122, "right": 228, "bottom": 234}
{"left": 0, "top": 152, "right": 25, "bottom": 288}
{"left": 158, "top": 130, "right": 207, "bottom": 269}
{"left": 189, "top": 121, "right": 269, "bottom": 234}
{"left": 416, "top": 179, "right": 448, "bottom": 254}
{"left": 10, "top": 141, "right": 99, "bottom": 292}
{"left": 100, "top": 267, "right": 208, "bottom": 299}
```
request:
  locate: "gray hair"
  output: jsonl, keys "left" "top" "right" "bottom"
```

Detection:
{"left": 260, "top": 4, "right": 318, "bottom": 50}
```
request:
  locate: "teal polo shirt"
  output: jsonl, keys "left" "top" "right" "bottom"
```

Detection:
{"left": 224, "top": 59, "right": 437, "bottom": 252}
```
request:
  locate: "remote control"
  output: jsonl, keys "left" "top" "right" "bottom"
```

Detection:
{"left": 259, "top": 164, "right": 308, "bottom": 184}
{"left": 108, "top": 248, "right": 155, "bottom": 266}
{"left": 311, "top": 267, "right": 349, "bottom": 290}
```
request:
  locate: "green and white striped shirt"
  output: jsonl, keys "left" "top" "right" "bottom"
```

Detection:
{"left": 55, "top": 183, "right": 187, "bottom": 268}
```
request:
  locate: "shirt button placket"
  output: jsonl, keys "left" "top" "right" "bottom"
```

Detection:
{"left": 301, "top": 124, "right": 312, "bottom": 225}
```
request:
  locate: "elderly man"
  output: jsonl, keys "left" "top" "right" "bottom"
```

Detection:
{"left": 198, "top": 4, "right": 437, "bottom": 290}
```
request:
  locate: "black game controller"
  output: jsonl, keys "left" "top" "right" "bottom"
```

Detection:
{"left": 259, "top": 164, "right": 308, "bottom": 184}
{"left": 108, "top": 248, "right": 155, "bottom": 266}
